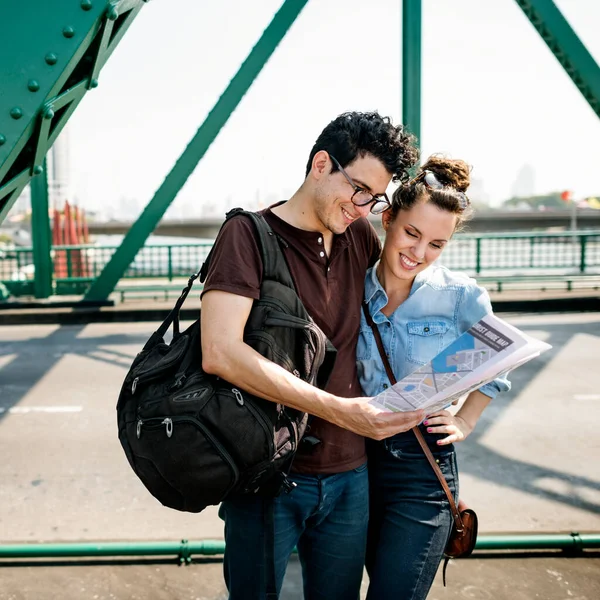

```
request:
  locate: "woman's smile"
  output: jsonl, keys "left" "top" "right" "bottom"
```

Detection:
{"left": 399, "top": 253, "right": 420, "bottom": 270}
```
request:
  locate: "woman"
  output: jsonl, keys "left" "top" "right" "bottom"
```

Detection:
{"left": 357, "top": 155, "right": 511, "bottom": 599}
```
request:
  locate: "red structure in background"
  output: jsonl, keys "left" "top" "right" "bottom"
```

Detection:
{"left": 52, "top": 201, "right": 90, "bottom": 279}
{"left": 560, "top": 190, "right": 573, "bottom": 203}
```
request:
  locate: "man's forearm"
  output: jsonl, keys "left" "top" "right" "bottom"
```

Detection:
{"left": 203, "top": 336, "right": 339, "bottom": 418}
{"left": 202, "top": 337, "right": 424, "bottom": 440}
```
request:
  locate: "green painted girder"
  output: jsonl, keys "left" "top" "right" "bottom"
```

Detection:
{"left": 30, "top": 158, "right": 53, "bottom": 298}
{"left": 402, "top": 0, "right": 421, "bottom": 155}
{"left": 84, "top": 0, "right": 310, "bottom": 302}
{"left": 515, "top": 0, "right": 600, "bottom": 119}
{"left": 0, "top": 0, "right": 148, "bottom": 225}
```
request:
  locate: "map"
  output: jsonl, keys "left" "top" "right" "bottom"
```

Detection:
{"left": 371, "top": 314, "right": 551, "bottom": 414}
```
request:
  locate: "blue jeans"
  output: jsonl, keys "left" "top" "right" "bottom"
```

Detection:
{"left": 219, "top": 464, "right": 369, "bottom": 600}
{"left": 365, "top": 434, "right": 458, "bottom": 600}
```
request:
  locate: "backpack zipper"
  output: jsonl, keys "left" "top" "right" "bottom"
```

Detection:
{"left": 228, "top": 388, "right": 275, "bottom": 458}
{"left": 130, "top": 340, "right": 190, "bottom": 394}
{"left": 232, "top": 388, "right": 244, "bottom": 405}
{"left": 131, "top": 365, "right": 187, "bottom": 395}
{"left": 171, "top": 373, "right": 210, "bottom": 403}
{"left": 136, "top": 416, "right": 173, "bottom": 438}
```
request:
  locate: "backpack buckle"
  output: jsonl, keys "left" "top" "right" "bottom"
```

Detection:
{"left": 281, "top": 478, "right": 297, "bottom": 494}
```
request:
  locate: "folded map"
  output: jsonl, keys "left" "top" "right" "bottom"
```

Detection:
{"left": 370, "top": 313, "right": 551, "bottom": 413}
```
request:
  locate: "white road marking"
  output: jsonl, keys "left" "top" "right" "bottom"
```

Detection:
{"left": 0, "top": 406, "right": 83, "bottom": 414}
{"left": 573, "top": 394, "right": 600, "bottom": 401}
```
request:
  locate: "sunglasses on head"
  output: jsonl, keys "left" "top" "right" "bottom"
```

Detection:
{"left": 409, "top": 170, "right": 470, "bottom": 211}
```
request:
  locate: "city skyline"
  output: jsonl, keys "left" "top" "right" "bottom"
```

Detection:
{"left": 46, "top": 125, "right": 71, "bottom": 210}
{"left": 7, "top": 158, "right": 577, "bottom": 223}
{"left": 7, "top": 1, "right": 600, "bottom": 222}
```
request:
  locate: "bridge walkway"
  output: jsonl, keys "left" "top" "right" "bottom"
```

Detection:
{"left": 0, "top": 311, "right": 599, "bottom": 598}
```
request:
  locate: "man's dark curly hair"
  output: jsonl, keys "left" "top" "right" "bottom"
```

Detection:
{"left": 305, "top": 111, "right": 419, "bottom": 183}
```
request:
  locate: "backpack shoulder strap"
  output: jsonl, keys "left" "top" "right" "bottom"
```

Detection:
{"left": 200, "top": 207, "right": 295, "bottom": 291}
{"left": 159, "top": 208, "right": 295, "bottom": 339}
{"left": 241, "top": 210, "right": 295, "bottom": 291}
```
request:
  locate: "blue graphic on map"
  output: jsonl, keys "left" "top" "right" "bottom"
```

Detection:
{"left": 431, "top": 334, "right": 476, "bottom": 373}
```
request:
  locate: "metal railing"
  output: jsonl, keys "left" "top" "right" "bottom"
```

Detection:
{"left": 1, "top": 231, "right": 600, "bottom": 298}
{"left": 1, "top": 532, "right": 599, "bottom": 562}
{"left": 0, "top": 243, "right": 213, "bottom": 297}
{"left": 440, "top": 230, "right": 600, "bottom": 275}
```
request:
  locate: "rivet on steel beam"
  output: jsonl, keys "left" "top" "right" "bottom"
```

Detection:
{"left": 63, "top": 27, "right": 75, "bottom": 39}
{"left": 80, "top": 0, "right": 93, "bottom": 11}
{"left": 27, "top": 80, "right": 40, "bottom": 92}
{"left": 10, "top": 108, "right": 23, "bottom": 120}
{"left": 0, "top": 135, "right": 6, "bottom": 146}
{"left": 89, "top": 78, "right": 99, "bottom": 89}
{"left": 43, "top": 107, "right": 55, "bottom": 120}
{"left": 45, "top": 53, "right": 58, "bottom": 66}
{"left": 33, "top": 165, "right": 44, "bottom": 175}
{"left": 107, "top": 6, "right": 119, "bottom": 21}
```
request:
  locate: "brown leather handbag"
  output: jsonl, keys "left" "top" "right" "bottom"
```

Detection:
{"left": 363, "top": 304, "right": 478, "bottom": 584}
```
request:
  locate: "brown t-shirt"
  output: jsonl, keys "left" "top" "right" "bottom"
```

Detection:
{"left": 201, "top": 205, "right": 381, "bottom": 474}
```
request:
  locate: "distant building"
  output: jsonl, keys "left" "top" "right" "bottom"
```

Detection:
{"left": 511, "top": 164, "right": 536, "bottom": 198}
{"left": 3, "top": 126, "right": 71, "bottom": 224}
{"left": 9, "top": 183, "right": 31, "bottom": 217}
{"left": 5, "top": 126, "right": 71, "bottom": 222}
{"left": 47, "top": 125, "right": 71, "bottom": 208}
{"left": 468, "top": 176, "right": 490, "bottom": 206}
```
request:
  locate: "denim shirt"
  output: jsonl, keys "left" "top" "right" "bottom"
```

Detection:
{"left": 357, "top": 263, "right": 511, "bottom": 400}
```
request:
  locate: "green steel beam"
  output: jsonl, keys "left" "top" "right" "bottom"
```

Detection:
{"left": 30, "top": 159, "right": 53, "bottom": 298}
{"left": 402, "top": 0, "right": 422, "bottom": 153}
{"left": 0, "top": 0, "right": 148, "bottom": 225}
{"left": 84, "top": 0, "right": 310, "bottom": 301}
{"left": 515, "top": 0, "right": 600, "bottom": 119}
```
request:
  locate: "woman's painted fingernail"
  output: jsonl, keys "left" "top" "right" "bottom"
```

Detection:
{"left": 427, "top": 427, "right": 433, "bottom": 433}
{"left": 437, "top": 440, "right": 442, "bottom": 445}
{"left": 423, "top": 420, "right": 429, "bottom": 426}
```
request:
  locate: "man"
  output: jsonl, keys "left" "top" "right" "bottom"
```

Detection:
{"left": 201, "top": 111, "right": 422, "bottom": 599}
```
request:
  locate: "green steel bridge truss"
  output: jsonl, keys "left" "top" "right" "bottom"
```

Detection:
{"left": 0, "top": 0, "right": 599, "bottom": 301}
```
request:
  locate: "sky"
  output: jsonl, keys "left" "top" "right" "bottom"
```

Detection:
{"left": 61, "top": 0, "right": 600, "bottom": 219}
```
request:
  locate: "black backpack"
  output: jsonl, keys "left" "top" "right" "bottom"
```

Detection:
{"left": 116, "top": 209, "right": 337, "bottom": 513}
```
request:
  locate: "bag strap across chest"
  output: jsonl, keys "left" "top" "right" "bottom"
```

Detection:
{"left": 199, "top": 207, "right": 295, "bottom": 290}
{"left": 155, "top": 208, "right": 295, "bottom": 341}
{"left": 231, "top": 208, "right": 296, "bottom": 291}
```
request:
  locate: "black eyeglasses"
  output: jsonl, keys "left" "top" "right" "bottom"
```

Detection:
{"left": 409, "top": 170, "right": 470, "bottom": 211}
{"left": 329, "top": 154, "right": 391, "bottom": 215}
